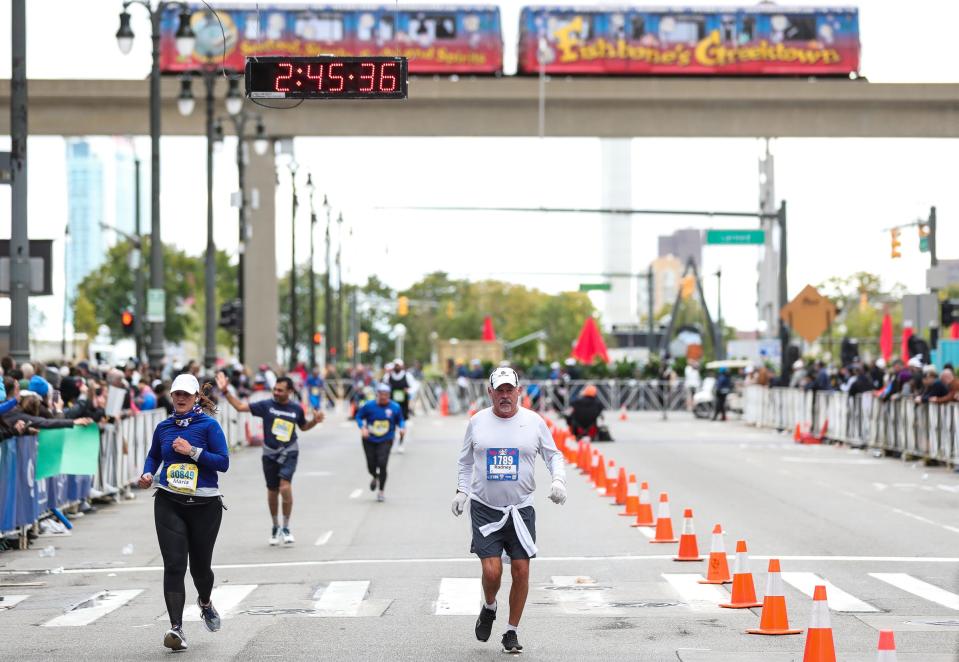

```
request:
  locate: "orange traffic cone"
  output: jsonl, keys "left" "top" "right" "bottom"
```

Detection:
{"left": 802, "top": 585, "right": 836, "bottom": 662}
{"left": 602, "top": 460, "right": 618, "bottom": 497}
{"left": 439, "top": 392, "right": 449, "bottom": 416}
{"left": 746, "top": 559, "right": 802, "bottom": 635}
{"left": 794, "top": 423, "right": 802, "bottom": 442}
{"left": 619, "top": 474, "right": 639, "bottom": 517}
{"left": 614, "top": 467, "right": 628, "bottom": 506}
{"left": 593, "top": 453, "right": 607, "bottom": 489}
{"left": 619, "top": 406, "right": 628, "bottom": 421}
{"left": 699, "top": 525, "right": 732, "bottom": 584}
{"left": 876, "top": 630, "right": 897, "bottom": 662}
{"left": 649, "top": 493, "right": 679, "bottom": 543}
{"left": 720, "top": 540, "right": 763, "bottom": 608}
{"left": 522, "top": 395, "right": 532, "bottom": 409}
{"left": 468, "top": 400, "right": 478, "bottom": 416}
{"left": 631, "top": 481, "right": 655, "bottom": 527}
{"left": 674, "top": 509, "right": 703, "bottom": 561}
{"left": 579, "top": 441, "right": 591, "bottom": 473}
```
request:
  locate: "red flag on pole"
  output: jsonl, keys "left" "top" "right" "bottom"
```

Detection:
{"left": 951, "top": 322, "right": 959, "bottom": 340}
{"left": 901, "top": 326, "right": 913, "bottom": 361}
{"left": 879, "top": 311, "right": 893, "bottom": 362}
{"left": 571, "top": 317, "right": 610, "bottom": 364}
{"left": 481, "top": 316, "right": 496, "bottom": 342}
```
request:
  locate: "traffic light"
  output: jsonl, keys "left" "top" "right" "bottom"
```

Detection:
{"left": 218, "top": 300, "right": 242, "bottom": 331}
{"left": 358, "top": 331, "right": 369, "bottom": 352}
{"left": 397, "top": 295, "right": 409, "bottom": 316}
{"left": 890, "top": 228, "right": 902, "bottom": 259}
{"left": 445, "top": 301, "right": 455, "bottom": 319}
{"left": 918, "top": 223, "right": 930, "bottom": 253}
{"left": 313, "top": 331, "right": 322, "bottom": 345}
{"left": 120, "top": 309, "right": 134, "bottom": 334}
{"left": 680, "top": 274, "right": 696, "bottom": 300}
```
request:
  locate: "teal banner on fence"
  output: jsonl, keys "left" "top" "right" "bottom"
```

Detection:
{"left": 36, "top": 424, "right": 100, "bottom": 480}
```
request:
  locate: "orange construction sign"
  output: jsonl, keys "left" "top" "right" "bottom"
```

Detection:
{"left": 780, "top": 285, "right": 837, "bottom": 343}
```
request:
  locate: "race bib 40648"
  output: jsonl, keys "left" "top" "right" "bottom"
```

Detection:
{"left": 487, "top": 448, "right": 518, "bottom": 481}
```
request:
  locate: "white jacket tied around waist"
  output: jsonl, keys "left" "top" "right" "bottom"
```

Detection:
{"left": 458, "top": 407, "right": 566, "bottom": 556}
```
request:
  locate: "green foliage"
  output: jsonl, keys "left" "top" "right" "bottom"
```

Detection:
{"left": 816, "top": 271, "right": 907, "bottom": 357}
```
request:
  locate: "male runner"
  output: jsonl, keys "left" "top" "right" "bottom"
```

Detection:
{"left": 355, "top": 383, "right": 405, "bottom": 502}
{"left": 216, "top": 372, "right": 323, "bottom": 545}
{"left": 452, "top": 367, "right": 566, "bottom": 654}
{"left": 383, "top": 360, "right": 411, "bottom": 451}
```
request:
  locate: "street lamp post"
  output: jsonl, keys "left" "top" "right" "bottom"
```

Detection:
{"left": 133, "top": 157, "right": 145, "bottom": 361}
{"left": 288, "top": 162, "right": 300, "bottom": 370}
{"left": 116, "top": 1, "right": 196, "bottom": 366}
{"left": 323, "top": 197, "right": 333, "bottom": 366}
{"left": 306, "top": 175, "right": 318, "bottom": 370}
{"left": 714, "top": 268, "right": 723, "bottom": 360}
{"left": 335, "top": 212, "right": 344, "bottom": 360}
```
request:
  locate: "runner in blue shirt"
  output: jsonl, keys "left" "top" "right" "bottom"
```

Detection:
{"left": 217, "top": 372, "right": 323, "bottom": 545}
{"left": 355, "top": 383, "right": 405, "bottom": 502}
{"left": 305, "top": 366, "right": 324, "bottom": 411}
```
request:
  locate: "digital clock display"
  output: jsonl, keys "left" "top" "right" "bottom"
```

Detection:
{"left": 245, "top": 56, "right": 408, "bottom": 100}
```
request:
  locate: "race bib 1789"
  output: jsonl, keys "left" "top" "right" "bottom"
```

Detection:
{"left": 486, "top": 448, "right": 518, "bottom": 481}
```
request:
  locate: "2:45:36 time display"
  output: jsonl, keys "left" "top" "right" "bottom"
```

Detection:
{"left": 245, "top": 56, "right": 408, "bottom": 100}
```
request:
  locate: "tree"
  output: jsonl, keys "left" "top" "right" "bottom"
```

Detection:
{"left": 817, "top": 272, "right": 907, "bottom": 358}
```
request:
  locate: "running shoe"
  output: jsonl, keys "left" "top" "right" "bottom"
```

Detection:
{"left": 394, "top": 443, "right": 405, "bottom": 455}
{"left": 163, "top": 625, "right": 188, "bottom": 651}
{"left": 370, "top": 477, "right": 377, "bottom": 491}
{"left": 281, "top": 527, "right": 295, "bottom": 544}
{"left": 474, "top": 605, "right": 496, "bottom": 641}
{"left": 376, "top": 491, "right": 385, "bottom": 503}
{"left": 269, "top": 526, "right": 280, "bottom": 546}
{"left": 501, "top": 630, "right": 523, "bottom": 654}
{"left": 197, "top": 598, "right": 221, "bottom": 632}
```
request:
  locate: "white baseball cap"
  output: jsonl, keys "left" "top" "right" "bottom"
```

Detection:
{"left": 489, "top": 367, "right": 519, "bottom": 389}
{"left": 170, "top": 374, "right": 200, "bottom": 395}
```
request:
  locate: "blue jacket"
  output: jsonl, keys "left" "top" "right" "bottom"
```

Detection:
{"left": 355, "top": 400, "right": 405, "bottom": 442}
{"left": 143, "top": 412, "right": 229, "bottom": 493}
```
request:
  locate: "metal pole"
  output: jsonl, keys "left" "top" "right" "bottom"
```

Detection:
{"left": 647, "top": 266, "right": 654, "bottom": 360}
{"left": 146, "top": 6, "right": 165, "bottom": 365}
{"left": 134, "top": 157, "right": 144, "bottom": 361}
{"left": 778, "top": 201, "right": 790, "bottom": 383}
{"left": 929, "top": 206, "right": 938, "bottom": 268}
{"left": 203, "top": 72, "right": 216, "bottom": 368}
{"left": 9, "top": 0, "right": 29, "bottom": 362}
{"left": 61, "top": 224, "right": 68, "bottom": 358}
{"left": 715, "top": 268, "right": 723, "bottom": 360}
{"left": 335, "top": 212, "right": 343, "bottom": 360}
{"left": 236, "top": 115, "right": 247, "bottom": 364}
{"left": 323, "top": 205, "right": 332, "bottom": 366}
{"left": 349, "top": 290, "right": 358, "bottom": 373}
{"left": 289, "top": 165, "right": 298, "bottom": 370}
{"left": 309, "top": 195, "right": 317, "bottom": 370}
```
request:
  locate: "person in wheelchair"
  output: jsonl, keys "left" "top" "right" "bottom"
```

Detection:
{"left": 565, "top": 384, "right": 609, "bottom": 441}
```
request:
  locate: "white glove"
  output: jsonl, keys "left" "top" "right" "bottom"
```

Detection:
{"left": 451, "top": 491, "right": 469, "bottom": 516}
{"left": 549, "top": 479, "right": 567, "bottom": 505}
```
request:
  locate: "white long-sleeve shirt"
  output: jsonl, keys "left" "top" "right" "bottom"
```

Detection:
{"left": 457, "top": 407, "right": 566, "bottom": 508}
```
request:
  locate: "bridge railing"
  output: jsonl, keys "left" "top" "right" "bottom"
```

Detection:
{"left": 743, "top": 385, "right": 959, "bottom": 465}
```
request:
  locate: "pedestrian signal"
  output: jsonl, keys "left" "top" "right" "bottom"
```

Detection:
{"left": 890, "top": 228, "right": 902, "bottom": 259}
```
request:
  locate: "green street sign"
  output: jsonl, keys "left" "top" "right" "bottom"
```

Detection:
{"left": 146, "top": 288, "right": 166, "bottom": 323}
{"left": 705, "top": 229, "right": 765, "bottom": 245}
{"left": 579, "top": 283, "right": 612, "bottom": 292}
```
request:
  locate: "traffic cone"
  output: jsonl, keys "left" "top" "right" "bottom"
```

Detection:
{"left": 649, "top": 493, "right": 679, "bottom": 543}
{"left": 619, "top": 474, "right": 639, "bottom": 517}
{"left": 801, "top": 585, "right": 836, "bottom": 662}
{"left": 468, "top": 400, "right": 478, "bottom": 416}
{"left": 720, "top": 540, "right": 763, "bottom": 608}
{"left": 674, "top": 509, "right": 703, "bottom": 561}
{"left": 631, "top": 482, "right": 655, "bottom": 527}
{"left": 439, "top": 392, "right": 449, "bottom": 416}
{"left": 746, "top": 559, "right": 802, "bottom": 635}
{"left": 876, "top": 630, "right": 897, "bottom": 662}
{"left": 794, "top": 423, "right": 802, "bottom": 442}
{"left": 593, "top": 453, "right": 607, "bottom": 489}
{"left": 614, "top": 467, "right": 628, "bottom": 506}
{"left": 601, "top": 460, "right": 618, "bottom": 496}
{"left": 619, "top": 406, "right": 628, "bottom": 421}
{"left": 578, "top": 441, "right": 590, "bottom": 473}
{"left": 522, "top": 395, "right": 532, "bottom": 409}
{"left": 699, "top": 524, "right": 732, "bottom": 584}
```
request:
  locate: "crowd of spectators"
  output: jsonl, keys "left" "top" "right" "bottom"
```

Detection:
{"left": 790, "top": 355, "right": 959, "bottom": 405}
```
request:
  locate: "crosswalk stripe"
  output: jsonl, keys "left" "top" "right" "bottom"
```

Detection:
{"left": 182, "top": 584, "right": 258, "bottom": 622}
{"left": 870, "top": 573, "right": 959, "bottom": 610}
{"left": 349, "top": 489, "right": 363, "bottom": 499}
{"left": 548, "top": 576, "right": 607, "bottom": 614}
{"left": 313, "top": 581, "right": 370, "bottom": 616}
{"left": 435, "top": 578, "right": 480, "bottom": 615}
{"left": 314, "top": 530, "right": 333, "bottom": 546}
{"left": 0, "top": 595, "right": 29, "bottom": 611}
{"left": 781, "top": 572, "right": 879, "bottom": 612}
{"left": 42, "top": 589, "right": 143, "bottom": 627}
{"left": 663, "top": 574, "right": 727, "bottom": 613}
{"left": 637, "top": 527, "right": 655, "bottom": 539}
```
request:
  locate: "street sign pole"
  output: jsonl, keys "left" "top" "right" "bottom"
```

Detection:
{"left": 9, "top": 0, "right": 29, "bottom": 362}
{"left": 778, "top": 201, "right": 790, "bottom": 382}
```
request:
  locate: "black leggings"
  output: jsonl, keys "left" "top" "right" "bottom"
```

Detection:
{"left": 154, "top": 491, "right": 223, "bottom": 627}
{"left": 362, "top": 439, "right": 393, "bottom": 489}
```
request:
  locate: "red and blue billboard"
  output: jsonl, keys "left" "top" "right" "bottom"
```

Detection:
{"left": 517, "top": 6, "right": 860, "bottom": 76}
{"left": 160, "top": 4, "right": 503, "bottom": 75}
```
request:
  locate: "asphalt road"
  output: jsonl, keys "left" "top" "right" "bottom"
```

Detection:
{"left": 2, "top": 409, "right": 959, "bottom": 661}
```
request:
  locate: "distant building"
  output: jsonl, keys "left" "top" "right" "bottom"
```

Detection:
{"left": 65, "top": 139, "right": 105, "bottom": 323}
{"left": 651, "top": 255, "right": 682, "bottom": 313}
{"left": 114, "top": 140, "right": 136, "bottom": 237}
{"left": 658, "top": 228, "right": 702, "bottom": 269}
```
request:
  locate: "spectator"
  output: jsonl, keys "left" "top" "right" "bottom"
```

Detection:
{"left": 918, "top": 366, "right": 949, "bottom": 404}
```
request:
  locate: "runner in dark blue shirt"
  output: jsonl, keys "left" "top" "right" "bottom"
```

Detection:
{"left": 217, "top": 372, "right": 323, "bottom": 545}
{"left": 355, "top": 383, "right": 405, "bottom": 502}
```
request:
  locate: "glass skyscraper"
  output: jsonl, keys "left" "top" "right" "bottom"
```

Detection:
{"left": 65, "top": 139, "right": 105, "bottom": 323}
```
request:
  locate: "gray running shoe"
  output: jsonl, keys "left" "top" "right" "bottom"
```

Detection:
{"left": 474, "top": 605, "right": 496, "bottom": 641}
{"left": 163, "top": 625, "right": 188, "bottom": 651}
{"left": 198, "top": 598, "right": 221, "bottom": 632}
{"left": 501, "top": 630, "right": 522, "bottom": 654}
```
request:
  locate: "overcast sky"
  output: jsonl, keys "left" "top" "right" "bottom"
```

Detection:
{"left": 1, "top": 1, "right": 957, "bottom": 341}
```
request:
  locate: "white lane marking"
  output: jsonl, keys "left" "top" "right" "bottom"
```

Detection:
{"left": 349, "top": 489, "right": 362, "bottom": 499}
{"left": 663, "top": 574, "right": 727, "bottom": 613}
{"left": 435, "top": 578, "right": 480, "bottom": 615}
{"left": 299, "top": 471, "right": 332, "bottom": 477}
{"left": 818, "top": 480, "right": 959, "bottom": 537}
{"left": 43, "top": 589, "right": 143, "bottom": 627}
{"left": 783, "top": 457, "right": 880, "bottom": 465}
{"left": 870, "top": 573, "right": 959, "bottom": 610}
{"left": 15, "top": 555, "right": 959, "bottom": 577}
{"left": 313, "top": 581, "right": 370, "bottom": 617}
{"left": 637, "top": 527, "right": 655, "bottom": 539}
{"left": 314, "top": 530, "right": 333, "bottom": 546}
{"left": 780, "top": 572, "right": 879, "bottom": 612}
{"left": 0, "top": 595, "right": 29, "bottom": 611}
{"left": 181, "top": 584, "right": 257, "bottom": 622}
